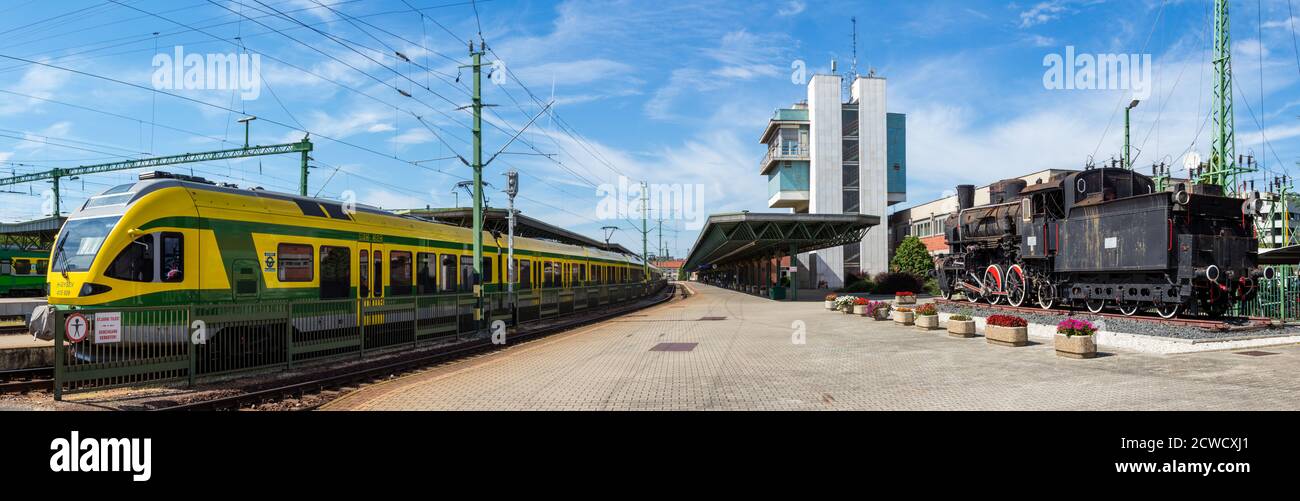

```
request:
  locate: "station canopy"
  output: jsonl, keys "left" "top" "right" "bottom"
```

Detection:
{"left": 1258, "top": 245, "right": 1300, "bottom": 266}
{"left": 0, "top": 216, "right": 65, "bottom": 251}
{"left": 682, "top": 212, "right": 880, "bottom": 271}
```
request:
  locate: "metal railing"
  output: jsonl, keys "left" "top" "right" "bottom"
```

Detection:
{"left": 53, "top": 280, "right": 667, "bottom": 398}
{"left": 1230, "top": 265, "right": 1299, "bottom": 320}
{"left": 759, "top": 142, "right": 808, "bottom": 171}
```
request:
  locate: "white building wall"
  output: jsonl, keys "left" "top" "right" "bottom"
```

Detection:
{"left": 807, "top": 75, "right": 844, "bottom": 288}
{"left": 853, "top": 76, "right": 889, "bottom": 276}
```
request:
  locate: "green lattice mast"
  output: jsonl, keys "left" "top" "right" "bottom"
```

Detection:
{"left": 1200, "top": 0, "right": 1252, "bottom": 194}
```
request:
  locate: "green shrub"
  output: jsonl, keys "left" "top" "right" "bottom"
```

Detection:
{"left": 891, "top": 236, "right": 936, "bottom": 276}
{"left": 949, "top": 314, "right": 972, "bottom": 321}
{"left": 872, "top": 272, "right": 924, "bottom": 295}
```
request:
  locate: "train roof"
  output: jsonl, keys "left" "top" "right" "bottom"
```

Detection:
{"left": 70, "top": 172, "right": 645, "bottom": 264}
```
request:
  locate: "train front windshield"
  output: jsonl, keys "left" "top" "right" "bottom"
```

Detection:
{"left": 52, "top": 216, "right": 121, "bottom": 273}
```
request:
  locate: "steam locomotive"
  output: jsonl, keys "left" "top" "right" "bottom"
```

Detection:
{"left": 935, "top": 167, "right": 1271, "bottom": 318}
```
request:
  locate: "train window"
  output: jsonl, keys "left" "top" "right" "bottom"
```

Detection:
{"left": 52, "top": 216, "right": 120, "bottom": 273}
{"left": 542, "top": 262, "right": 553, "bottom": 288}
{"left": 459, "top": 255, "right": 474, "bottom": 292}
{"left": 372, "top": 251, "right": 383, "bottom": 298}
{"left": 481, "top": 257, "right": 493, "bottom": 285}
{"left": 36, "top": 260, "right": 48, "bottom": 275}
{"left": 390, "top": 251, "right": 412, "bottom": 296}
{"left": 160, "top": 232, "right": 184, "bottom": 282}
{"left": 320, "top": 246, "right": 351, "bottom": 299}
{"left": 359, "top": 250, "right": 370, "bottom": 298}
{"left": 1021, "top": 198, "right": 1032, "bottom": 222}
{"left": 579, "top": 264, "right": 586, "bottom": 283}
{"left": 13, "top": 259, "right": 31, "bottom": 275}
{"left": 278, "top": 244, "right": 313, "bottom": 282}
{"left": 106, "top": 235, "right": 154, "bottom": 282}
{"left": 417, "top": 253, "right": 437, "bottom": 294}
{"left": 0, "top": 260, "right": 9, "bottom": 275}
{"left": 518, "top": 259, "right": 531, "bottom": 290}
{"left": 440, "top": 254, "right": 457, "bottom": 292}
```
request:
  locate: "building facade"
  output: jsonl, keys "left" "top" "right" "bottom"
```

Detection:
{"left": 760, "top": 74, "right": 906, "bottom": 288}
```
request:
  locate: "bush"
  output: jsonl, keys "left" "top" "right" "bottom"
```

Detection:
{"left": 842, "top": 279, "right": 874, "bottom": 293}
{"left": 915, "top": 303, "right": 937, "bottom": 316}
{"left": 1057, "top": 318, "right": 1097, "bottom": 337}
{"left": 949, "top": 314, "right": 972, "bottom": 321}
{"left": 891, "top": 235, "right": 936, "bottom": 276}
{"left": 924, "top": 278, "right": 941, "bottom": 296}
{"left": 873, "top": 272, "right": 924, "bottom": 295}
{"left": 866, "top": 301, "right": 891, "bottom": 316}
{"left": 987, "top": 314, "right": 1028, "bottom": 328}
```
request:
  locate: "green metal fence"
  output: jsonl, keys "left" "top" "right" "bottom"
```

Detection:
{"left": 53, "top": 281, "right": 667, "bottom": 399}
{"left": 1230, "top": 265, "right": 1299, "bottom": 320}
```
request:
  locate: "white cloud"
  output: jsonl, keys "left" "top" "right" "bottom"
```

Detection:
{"left": 14, "top": 121, "right": 73, "bottom": 152}
{"left": 776, "top": 1, "right": 805, "bottom": 17}
{"left": 388, "top": 128, "right": 435, "bottom": 145}
{"left": 0, "top": 63, "right": 69, "bottom": 116}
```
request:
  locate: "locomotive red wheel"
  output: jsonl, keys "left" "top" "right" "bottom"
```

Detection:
{"left": 1085, "top": 298, "right": 1106, "bottom": 314}
{"left": 1006, "top": 265, "right": 1027, "bottom": 307}
{"left": 983, "top": 266, "right": 1003, "bottom": 305}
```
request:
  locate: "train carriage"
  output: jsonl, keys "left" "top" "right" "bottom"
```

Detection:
{"left": 0, "top": 248, "right": 49, "bottom": 296}
{"left": 36, "top": 171, "right": 652, "bottom": 363}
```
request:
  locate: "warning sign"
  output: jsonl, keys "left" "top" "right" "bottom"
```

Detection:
{"left": 95, "top": 311, "right": 121, "bottom": 344}
{"left": 64, "top": 313, "right": 89, "bottom": 344}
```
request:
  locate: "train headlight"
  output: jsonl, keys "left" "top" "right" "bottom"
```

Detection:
{"left": 1174, "top": 190, "right": 1190, "bottom": 205}
{"left": 79, "top": 283, "right": 113, "bottom": 297}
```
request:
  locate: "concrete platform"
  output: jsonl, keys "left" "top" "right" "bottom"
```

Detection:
{"left": 0, "top": 297, "right": 45, "bottom": 319}
{"left": 323, "top": 283, "right": 1300, "bottom": 411}
{"left": 0, "top": 334, "right": 52, "bottom": 369}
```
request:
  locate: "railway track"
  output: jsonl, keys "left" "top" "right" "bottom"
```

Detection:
{"left": 0, "top": 366, "right": 52, "bottom": 394}
{"left": 933, "top": 298, "right": 1271, "bottom": 331}
{"left": 152, "top": 284, "right": 680, "bottom": 411}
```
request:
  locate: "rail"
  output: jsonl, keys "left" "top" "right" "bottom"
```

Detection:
{"left": 52, "top": 281, "right": 668, "bottom": 399}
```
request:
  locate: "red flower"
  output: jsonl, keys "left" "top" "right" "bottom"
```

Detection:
{"left": 986, "top": 314, "right": 1028, "bottom": 327}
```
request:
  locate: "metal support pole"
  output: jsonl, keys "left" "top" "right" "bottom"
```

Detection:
{"left": 300, "top": 149, "right": 309, "bottom": 197}
{"left": 50, "top": 172, "right": 61, "bottom": 217}
{"left": 641, "top": 181, "right": 649, "bottom": 282}
{"left": 470, "top": 41, "right": 487, "bottom": 332}
{"left": 789, "top": 243, "right": 798, "bottom": 301}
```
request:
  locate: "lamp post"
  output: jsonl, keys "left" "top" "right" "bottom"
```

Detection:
{"left": 1124, "top": 100, "right": 1139, "bottom": 169}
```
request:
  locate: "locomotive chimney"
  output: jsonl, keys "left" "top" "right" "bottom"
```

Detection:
{"left": 1002, "top": 179, "right": 1027, "bottom": 200}
{"left": 956, "top": 185, "right": 975, "bottom": 211}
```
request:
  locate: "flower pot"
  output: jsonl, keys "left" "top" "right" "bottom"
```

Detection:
{"left": 873, "top": 309, "right": 890, "bottom": 321}
{"left": 895, "top": 295, "right": 916, "bottom": 305}
{"left": 842, "top": 304, "right": 855, "bottom": 314}
{"left": 853, "top": 304, "right": 869, "bottom": 316}
{"left": 914, "top": 314, "right": 939, "bottom": 330}
{"left": 825, "top": 301, "right": 835, "bottom": 310}
{"left": 1055, "top": 333, "right": 1097, "bottom": 359}
{"left": 947, "top": 320, "right": 976, "bottom": 338}
{"left": 893, "top": 311, "right": 914, "bottom": 325}
{"left": 985, "top": 325, "right": 1028, "bottom": 347}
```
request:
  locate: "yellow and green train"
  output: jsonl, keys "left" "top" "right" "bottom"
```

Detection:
{"left": 47, "top": 171, "right": 651, "bottom": 310}
{"left": 0, "top": 248, "right": 49, "bottom": 296}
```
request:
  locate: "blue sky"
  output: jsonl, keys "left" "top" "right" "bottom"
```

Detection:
{"left": 1, "top": 0, "right": 1298, "bottom": 257}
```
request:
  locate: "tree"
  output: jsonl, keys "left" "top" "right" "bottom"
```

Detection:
{"left": 891, "top": 235, "right": 935, "bottom": 277}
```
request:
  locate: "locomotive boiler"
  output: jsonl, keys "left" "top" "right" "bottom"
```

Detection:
{"left": 935, "top": 168, "right": 1271, "bottom": 318}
